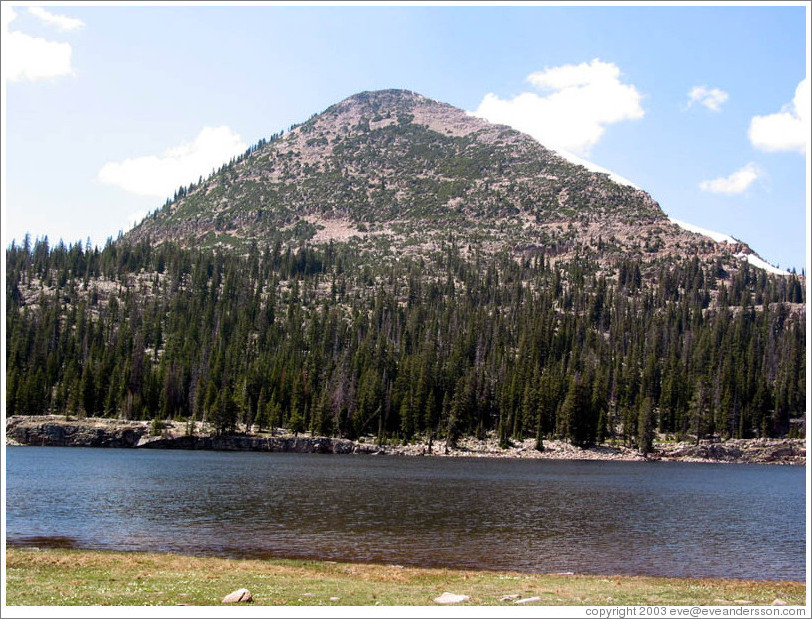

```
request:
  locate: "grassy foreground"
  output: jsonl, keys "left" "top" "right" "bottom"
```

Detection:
{"left": 4, "top": 548, "right": 806, "bottom": 607}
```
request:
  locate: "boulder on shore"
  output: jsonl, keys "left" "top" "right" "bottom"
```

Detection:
{"left": 222, "top": 588, "right": 252, "bottom": 603}
{"left": 434, "top": 592, "right": 470, "bottom": 604}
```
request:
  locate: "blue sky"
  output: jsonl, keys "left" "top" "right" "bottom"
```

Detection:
{"left": 2, "top": 2, "right": 809, "bottom": 272}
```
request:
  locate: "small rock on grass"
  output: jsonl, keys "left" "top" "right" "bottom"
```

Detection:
{"left": 222, "top": 588, "right": 252, "bottom": 603}
{"left": 515, "top": 596, "right": 541, "bottom": 604}
{"left": 434, "top": 592, "right": 470, "bottom": 604}
{"left": 772, "top": 599, "right": 788, "bottom": 606}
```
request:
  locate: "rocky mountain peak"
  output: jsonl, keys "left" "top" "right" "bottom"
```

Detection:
{"left": 128, "top": 89, "right": 769, "bottom": 278}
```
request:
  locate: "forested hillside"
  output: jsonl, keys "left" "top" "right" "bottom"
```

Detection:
{"left": 6, "top": 234, "right": 805, "bottom": 450}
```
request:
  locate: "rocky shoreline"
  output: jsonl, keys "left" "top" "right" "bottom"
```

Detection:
{"left": 4, "top": 415, "right": 806, "bottom": 465}
{"left": 4, "top": 416, "right": 377, "bottom": 455}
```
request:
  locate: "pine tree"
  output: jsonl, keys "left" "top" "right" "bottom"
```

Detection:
{"left": 561, "top": 374, "right": 596, "bottom": 448}
{"left": 637, "top": 397, "right": 655, "bottom": 455}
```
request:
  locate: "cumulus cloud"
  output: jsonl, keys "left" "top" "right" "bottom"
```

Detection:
{"left": 98, "top": 126, "right": 248, "bottom": 199}
{"left": 686, "top": 86, "right": 729, "bottom": 112}
{"left": 471, "top": 59, "right": 644, "bottom": 155}
{"left": 748, "top": 78, "right": 809, "bottom": 154}
{"left": 3, "top": 5, "right": 78, "bottom": 82}
{"left": 699, "top": 162, "right": 762, "bottom": 195}
{"left": 29, "top": 6, "right": 85, "bottom": 31}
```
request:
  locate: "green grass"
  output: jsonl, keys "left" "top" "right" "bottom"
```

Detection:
{"left": 4, "top": 548, "right": 805, "bottom": 607}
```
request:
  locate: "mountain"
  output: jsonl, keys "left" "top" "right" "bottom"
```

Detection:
{"left": 6, "top": 89, "right": 805, "bottom": 449}
{"left": 129, "top": 89, "right": 772, "bottom": 276}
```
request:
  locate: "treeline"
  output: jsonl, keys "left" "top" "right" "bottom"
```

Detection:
{"left": 5, "top": 235, "right": 806, "bottom": 449}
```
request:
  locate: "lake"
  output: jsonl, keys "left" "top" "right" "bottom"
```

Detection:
{"left": 4, "top": 447, "right": 806, "bottom": 581}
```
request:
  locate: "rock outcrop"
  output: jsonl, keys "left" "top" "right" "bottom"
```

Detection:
{"left": 5, "top": 416, "right": 147, "bottom": 448}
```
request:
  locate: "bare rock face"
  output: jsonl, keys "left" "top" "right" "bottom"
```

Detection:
{"left": 222, "top": 588, "right": 253, "bottom": 603}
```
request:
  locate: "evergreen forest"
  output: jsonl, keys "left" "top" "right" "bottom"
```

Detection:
{"left": 5, "top": 234, "right": 806, "bottom": 450}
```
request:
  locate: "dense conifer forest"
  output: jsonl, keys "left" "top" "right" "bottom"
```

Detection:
{"left": 6, "top": 234, "right": 805, "bottom": 450}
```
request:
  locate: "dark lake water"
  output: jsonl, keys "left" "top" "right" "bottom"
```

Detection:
{"left": 5, "top": 447, "right": 806, "bottom": 581}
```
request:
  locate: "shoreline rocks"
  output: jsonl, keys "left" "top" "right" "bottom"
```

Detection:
{"left": 4, "top": 415, "right": 805, "bottom": 465}
{"left": 134, "top": 433, "right": 377, "bottom": 454}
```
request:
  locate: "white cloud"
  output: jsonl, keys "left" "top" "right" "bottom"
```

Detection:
{"left": 687, "top": 85, "right": 729, "bottom": 112}
{"left": 5, "top": 30, "right": 75, "bottom": 81}
{"left": 29, "top": 6, "right": 84, "bottom": 31}
{"left": 699, "top": 162, "right": 762, "bottom": 195}
{"left": 98, "top": 126, "right": 248, "bottom": 199}
{"left": 3, "top": 5, "right": 77, "bottom": 82}
{"left": 748, "top": 78, "right": 809, "bottom": 154}
{"left": 471, "top": 59, "right": 644, "bottom": 155}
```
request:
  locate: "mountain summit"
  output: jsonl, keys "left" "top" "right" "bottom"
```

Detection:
{"left": 129, "top": 89, "right": 767, "bottom": 274}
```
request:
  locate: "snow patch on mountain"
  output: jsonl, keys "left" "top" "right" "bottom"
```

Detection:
{"left": 668, "top": 217, "right": 739, "bottom": 245}
{"left": 668, "top": 217, "right": 788, "bottom": 275}
{"left": 736, "top": 253, "right": 789, "bottom": 276}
